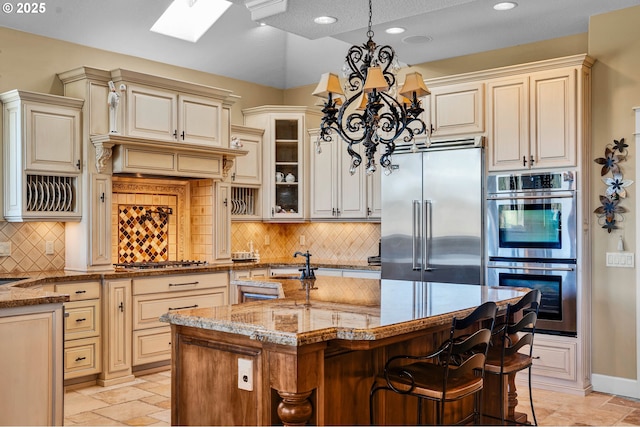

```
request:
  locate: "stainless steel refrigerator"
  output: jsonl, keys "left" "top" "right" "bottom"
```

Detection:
{"left": 381, "top": 138, "right": 485, "bottom": 284}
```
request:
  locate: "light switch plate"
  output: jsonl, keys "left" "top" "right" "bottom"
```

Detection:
{"left": 0, "top": 242, "right": 11, "bottom": 257}
{"left": 238, "top": 358, "right": 253, "bottom": 391}
{"left": 606, "top": 252, "right": 635, "bottom": 268}
{"left": 45, "top": 241, "right": 54, "bottom": 255}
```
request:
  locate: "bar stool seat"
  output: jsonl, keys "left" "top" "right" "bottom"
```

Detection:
{"left": 370, "top": 301, "right": 498, "bottom": 425}
{"left": 483, "top": 289, "right": 541, "bottom": 426}
{"left": 384, "top": 357, "right": 485, "bottom": 400}
{"left": 485, "top": 350, "right": 532, "bottom": 374}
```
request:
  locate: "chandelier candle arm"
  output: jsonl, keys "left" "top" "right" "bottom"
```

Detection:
{"left": 311, "top": 0, "right": 430, "bottom": 175}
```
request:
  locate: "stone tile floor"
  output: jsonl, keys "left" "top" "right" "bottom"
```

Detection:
{"left": 64, "top": 370, "right": 640, "bottom": 426}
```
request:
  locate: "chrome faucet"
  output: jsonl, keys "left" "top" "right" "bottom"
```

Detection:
{"left": 294, "top": 250, "right": 316, "bottom": 279}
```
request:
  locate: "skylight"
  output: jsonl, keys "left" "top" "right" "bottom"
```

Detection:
{"left": 151, "top": 0, "right": 232, "bottom": 43}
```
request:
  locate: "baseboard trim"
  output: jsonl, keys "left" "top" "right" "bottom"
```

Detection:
{"left": 592, "top": 373, "right": 640, "bottom": 399}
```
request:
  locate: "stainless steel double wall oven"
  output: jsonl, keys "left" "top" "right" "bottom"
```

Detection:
{"left": 486, "top": 171, "right": 577, "bottom": 336}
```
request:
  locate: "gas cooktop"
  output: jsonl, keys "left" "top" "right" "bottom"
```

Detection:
{"left": 113, "top": 260, "right": 208, "bottom": 271}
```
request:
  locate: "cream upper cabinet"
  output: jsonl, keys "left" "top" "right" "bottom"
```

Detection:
{"left": 310, "top": 130, "right": 367, "bottom": 220}
{"left": 229, "top": 124, "right": 263, "bottom": 185}
{"left": 486, "top": 76, "right": 529, "bottom": 170}
{"left": 488, "top": 67, "right": 578, "bottom": 171}
{"left": 0, "top": 90, "right": 83, "bottom": 222}
{"left": 215, "top": 182, "right": 232, "bottom": 261}
{"left": 243, "top": 106, "right": 322, "bottom": 221}
{"left": 427, "top": 81, "right": 484, "bottom": 137}
{"left": 125, "top": 84, "right": 223, "bottom": 147}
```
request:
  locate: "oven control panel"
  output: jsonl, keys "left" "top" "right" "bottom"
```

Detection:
{"left": 489, "top": 171, "right": 575, "bottom": 193}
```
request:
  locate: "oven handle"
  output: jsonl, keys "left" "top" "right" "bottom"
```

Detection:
{"left": 424, "top": 200, "right": 433, "bottom": 271}
{"left": 487, "top": 265, "right": 575, "bottom": 272}
{"left": 412, "top": 200, "right": 421, "bottom": 271}
{"left": 488, "top": 193, "right": 574, "bottom": 200}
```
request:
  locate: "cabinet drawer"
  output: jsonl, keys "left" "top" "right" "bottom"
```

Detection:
{"left": 133, "top": 289, "right": 228, "bottom": 330}
{"left": 64, "top": 300, "right": 100, "bottom": 340}
{"left": 133, "top": 327, "right": 172, "bottom": 365}
{"left": 177, "top": 154, "right": 222, "bottom": 177}
{"left": 531, "top": 337, "right": 576, "bottom": 381}
{"left": 56, "top": 281, "right": 100, "bottom": 301}
{"left": 133, "top": 272, "right": 228, "bottom": 295}
{"left": 64, "top": 337, "right": 101, "bottom": 379}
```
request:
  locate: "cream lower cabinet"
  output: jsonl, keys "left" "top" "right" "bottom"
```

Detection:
{"left": 132, "top": 272, "right": 228, "bottom": 366}
{"left": 0, "top": 303, "right": 64, "bottom": 426}
{"left": 309, "top": 130, "right": 367, "bottom": 220}
{"left": 57, "top": 280, "right": 102, "bottom": 380}
{"left": 99, "top": 279, "right": 134, "bottom": 386}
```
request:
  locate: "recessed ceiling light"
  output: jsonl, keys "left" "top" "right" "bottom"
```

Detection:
{"left": 493, "top": 2, "right": 517, "bottom": 11}
{"left": 314, "top": 16, "right": 337, "bottom": 25}
{"left": 385, "top": 27, "right": 406, "bottom": 35}
{"left": 402, "top": 35, "right": 433, "bottom": 45}
{"left": 151, "top": 0, "right": 232, "bottom": 43}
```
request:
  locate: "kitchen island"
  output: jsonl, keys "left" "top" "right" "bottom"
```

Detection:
{"left": 161, "top": 277, "right": 528, "bottom": 426}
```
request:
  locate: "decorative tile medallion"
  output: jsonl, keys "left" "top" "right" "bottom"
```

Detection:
{"left": 118, "top": 205, "right": 170, "bottom": 263}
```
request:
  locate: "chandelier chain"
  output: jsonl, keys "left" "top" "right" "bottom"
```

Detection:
{"left": 367, "top": 0, "right": 374, "bottom": 39}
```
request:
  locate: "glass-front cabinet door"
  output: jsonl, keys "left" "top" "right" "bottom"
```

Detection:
{"left": 242, "top": 105, "right": 322, "bottom": 221}
{"left": 273, "top": 118, "right": 302, "bottom": 218}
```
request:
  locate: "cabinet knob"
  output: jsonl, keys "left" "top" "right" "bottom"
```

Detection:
{"left": 75, "top": 318, "right": 87, "bottom": 322}
{"left": 76, "top": 160, "right": 81, "bottom": 170}
{"left": 522, "top": 156, "right": 527, "bottom": 166}
{"left": 530, "top": 155, "right": 535, "bottom": 166}
{"left": 100, "top": 193, "right": 105, "bottom": 203}
{"left": 173, "top": 130, "right": 178, "bottom": 139}
{"left": 180, "top": 130, "right": 185, "bottom": 140}
{"left": 75, "top": 356, "right": 86, "bottom": 362}
{"left": 118, "top": 302, "right": 124, "bottom": 312}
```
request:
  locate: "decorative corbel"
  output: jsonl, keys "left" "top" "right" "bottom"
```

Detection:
{"left": 223, "top": 156, "right": 234, "bottom": 179}
{"left": 92, "top": 141, "right": 115, "bottom": 173}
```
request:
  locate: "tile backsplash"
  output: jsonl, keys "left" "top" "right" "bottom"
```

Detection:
{"left": 112, "top": 177, "right": 188, "bottom": 263}
{"left": 0, "top": 222, "right": 65, "bottom": 273}
{"left": 0, "top": 175, "right": 380, "bottom": 272}
{"left": 232, "top": 222, "right": 381, "bottom": 262}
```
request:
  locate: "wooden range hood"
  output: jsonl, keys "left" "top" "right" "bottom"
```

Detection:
{"left": 91, "top": 133, "right": 247, "bottom": 180}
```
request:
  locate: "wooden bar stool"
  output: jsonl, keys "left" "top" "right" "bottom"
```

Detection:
{"left": 484, "top": 289, "right": 541, "bottom": 425}
{"left": 369, "top": 301, "right": 497, "bottom": 425}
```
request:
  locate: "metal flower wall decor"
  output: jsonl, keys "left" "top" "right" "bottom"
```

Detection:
{"left": 594, "top": 138, "right": 633, "bottom": 232}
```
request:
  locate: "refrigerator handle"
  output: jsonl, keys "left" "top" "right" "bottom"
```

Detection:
{"left": 412, "top": 200, "right": 421, "bottom": 270}
{"left": 424, "top": 200, "right": 433, "bottom": 271}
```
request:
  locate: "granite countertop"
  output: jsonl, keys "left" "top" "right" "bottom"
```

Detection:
{"left": 0, "top": 259, "right": 379, "bottom": 309}
{"left": 160, "top": 277, "right": 527, "bottom": 346}
{"left": 0, "top": 286, "right": 69, "bottom": 309}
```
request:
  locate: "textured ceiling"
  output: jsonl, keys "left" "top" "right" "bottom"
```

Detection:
{"left": 1, "top": 0, "right": 639, "bottom": 89}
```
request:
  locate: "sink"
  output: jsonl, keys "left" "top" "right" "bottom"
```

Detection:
{"left": 0, "top": 278, "right": 29, "bottom": 286}
{"left": 268, "top": 275, "right": 302, "bottom": 280}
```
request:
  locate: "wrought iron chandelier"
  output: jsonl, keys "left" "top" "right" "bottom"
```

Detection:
{"left": 312, "top": 0, "right": 430, "bottom": 175}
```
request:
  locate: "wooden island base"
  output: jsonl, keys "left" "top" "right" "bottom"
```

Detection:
{"left": 163, "top": 279, "right": 528, "bottom": 425}
{"left": 170, "top": 323, "right": 522, "bottom": 425}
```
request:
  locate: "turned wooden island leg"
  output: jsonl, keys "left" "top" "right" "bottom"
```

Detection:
{"left": 277, "top": 390, "right": 314, "bottom": 426}
{"left": 266, "top": 342, "right": 326, "bottom": 426}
